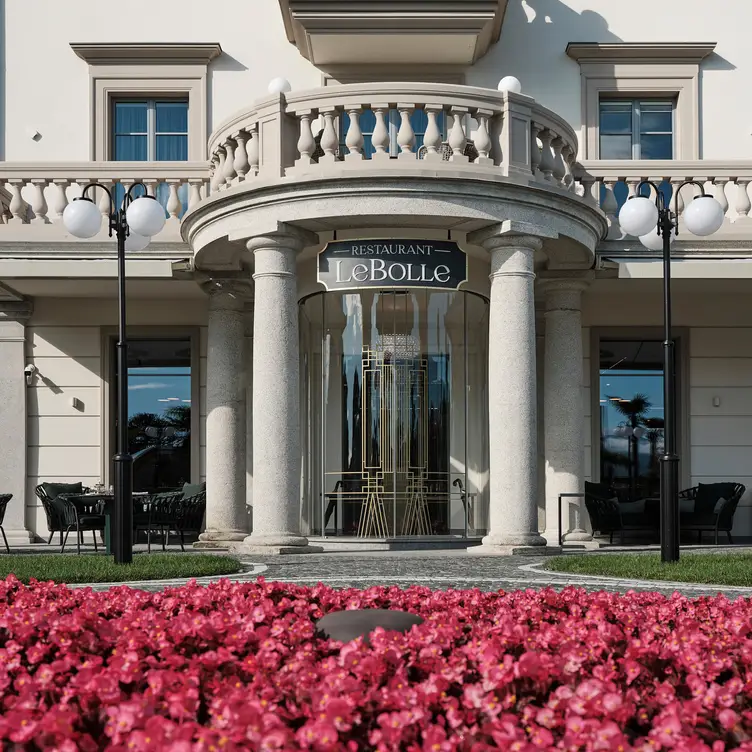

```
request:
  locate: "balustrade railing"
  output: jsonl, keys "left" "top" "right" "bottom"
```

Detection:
{"left": 575, "top": 160, "right": 752, "bottom": 239}
{"left": 0, "top": 163, "right": 210, "bottom": 235}
{"left": 208, "top": 82, "right": 581, "bottom": 195}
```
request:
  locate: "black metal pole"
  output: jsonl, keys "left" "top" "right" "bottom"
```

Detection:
{"left": 113, "top": 219, "right": 133, "bottom": 564}
{"left": 659, "top": 209, "right": 680, "bottom": 563}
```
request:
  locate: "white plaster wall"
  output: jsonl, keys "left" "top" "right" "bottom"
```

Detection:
{"left": 7, "top": 0, "right": 748, "bottom": 161}
{"left": 582, "top": 285, "right": 752, "bottom": 537}
{"left": 469, "top": 0, "right": 748, "bottom": 159}
{"left": 3, "top": 0, "right": 320, "bottom": 161}
{"left": 26, "top": 298, "right": 208, "bottom": 539}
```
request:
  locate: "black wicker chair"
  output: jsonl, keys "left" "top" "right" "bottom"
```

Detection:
{"left": 58, "top": 496, "right": 105, "bottom": 555}
{"left": 34, "top": 483, "right": 88, "bottom": 546}
{"left": 173, "top": 490, "right": 207, "bottom": 551}
{"left": 678, "top": 482, "right": 746, "bottom": 544}
{"left": 0, "top": 494, "right": 12, "bottom": 553}
{"left": 584, "top": 482, "right": 658, "bottom": 544}
{"left": 134, "top": 493, "right": 184, "bottom": 553}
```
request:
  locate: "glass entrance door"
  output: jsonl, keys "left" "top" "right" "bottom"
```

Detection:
{"left": 299, "top": 289, "right": 490, "bottom": 539}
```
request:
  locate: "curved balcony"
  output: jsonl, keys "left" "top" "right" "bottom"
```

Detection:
{"left": 182, "top": 82, "right": 607, "bottom": 269}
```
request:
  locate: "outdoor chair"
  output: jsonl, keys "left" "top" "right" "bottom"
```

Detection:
{"left": 678, "top": 482, "right": 746, "bottom": 544}
{"left": 584, "top": 481, "right": 658, "bottom": 544}
{"left": 0, "top": 494, "right": 12, "bottom": 553}
{"left": 58, "top": 495, "right": 105, "bottom": 555}
{"left": 173, "top": 489, "right": 207, "bottom": 551}
{"left": 34, "top": 482, "right": 88, "bottom": 546}
{"left": 134, "top": 492, "right": 184, "bottom": 553}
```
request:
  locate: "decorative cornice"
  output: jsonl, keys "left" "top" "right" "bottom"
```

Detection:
{"left": 278, "top": 0, "right": 506, "bottom": 68}
{"left": 566, "top": 42, "right": 716, "bottom": 64}
{"left": 0, "top": 300, "right": 33, "bottom": 322}
{"left": 71, "top": 42, "right": 223, "bottom": 66}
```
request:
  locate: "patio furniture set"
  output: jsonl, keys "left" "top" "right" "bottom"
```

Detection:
{"left": 32, "top": 482, "right": 206, "bottom": 554}
{"left": 585, "top": 481, "right": 746, "bottom": 545}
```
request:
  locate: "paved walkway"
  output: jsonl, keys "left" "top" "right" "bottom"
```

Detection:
{"left": 58, "top": 547, "right": 752, "bottom": 597}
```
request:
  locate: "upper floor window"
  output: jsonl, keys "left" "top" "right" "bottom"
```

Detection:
{"left": 599, "top": 100, "right": 674, "bottom": 160}
{"left": 112, "top": 100, "right": 189, "bottom": 161}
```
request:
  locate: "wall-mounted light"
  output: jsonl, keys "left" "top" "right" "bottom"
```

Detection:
{"left": 24, "top": 363, "right": 37, "bottom": 386}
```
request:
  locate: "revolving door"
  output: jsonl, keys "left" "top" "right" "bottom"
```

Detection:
{"left": 299, "top": 289, "right": 489, "bottom": 539}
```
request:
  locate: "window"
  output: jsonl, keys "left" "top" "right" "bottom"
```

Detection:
{"left": 599, "top": 340, "right": 676, "bottom": 502}
{"left": 112, "top": 99, "right": 189, "bottom": 216}
{"left": 599, "top": 100, "right": 674, "bottom": 160}
{"left": 112, "top": 338, "right": 194, "bottom": 493}
{"left": 112, "top": 100, "right": 189, "bottom": 161}
{"left": 339, "top": 109, "right": 447, "bottom": 158}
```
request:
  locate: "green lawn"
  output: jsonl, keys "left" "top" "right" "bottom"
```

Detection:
{"left": 0, "top": 553, "right": 243, "bottom": 584}
{"left": 545, "top": 552, "right": 752, "bottom": 587}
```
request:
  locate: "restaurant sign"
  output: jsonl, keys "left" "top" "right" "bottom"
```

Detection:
{"left": 318, "top": 239, "right": 467, "bottom": 291}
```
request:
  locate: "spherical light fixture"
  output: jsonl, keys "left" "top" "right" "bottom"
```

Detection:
{"left": 268, "top": 77, "right": 292, "bottom": 95}
{"left": 683, "top": 195, "right": 725, "bottom": 237}
{"left": 639, "top": 226, "right": 674, "bottom": 251}
{"left": 125, "top": 231, "right": 150, "bottom": 252}
{"left": 618, "top": 196, "right": 659, "bottom": 237}
{"left": 497, "top": 75, "right": 522, "bottom": 94}
{"left": 63, "top": 197, "right": 102, "bottom": 239}
{"left": 125, "top": 196, "right": 166, "bottom": 238}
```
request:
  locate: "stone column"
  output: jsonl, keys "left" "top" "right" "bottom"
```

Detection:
{"left": 242, "top": 225, "right": 322, "bottom": 554}
{"left": 0, "top": 302, "right": 33, "bottom": 543}
{"left": 244, "top": 303, "right": 254, "bottom": 530}
{"left": 468, "top": 232, "right": 547, "bottom": 553}
{"left": 197, "top": 281, "right": 251, "bottom": 548}
{"left": 540, "top": 276, "right": 591, "bottom": 545}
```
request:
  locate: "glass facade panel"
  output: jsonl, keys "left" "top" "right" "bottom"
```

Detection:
{"left": 599, "top": 340, "right": 675, "bottom": 502}
{"left": 300, "top": 290, "right": 489, "bottom": 538}
{"left": 113, "top": 338, "right": 193, "bottom": 493}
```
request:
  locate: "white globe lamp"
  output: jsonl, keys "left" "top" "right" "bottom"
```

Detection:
{"left": 63, "top": 198, "right": 102, "bottom": 239}
{"left": 683, "top": 195, "right": 725, "bottom": 237}
{"left": 126, "top": 196, "right": 166, "bottom": 238}
{"left": 125, "top": 231, "right": 151, "bottom": 252}
{"left": 498, "top": 76, "right": 522, "bottom": 94}
{"left": 639, "top": 226, "right": 674, "bottom": 251}
{"left": 618, "top": 196, "right": 659, "bottom": 237}
{"left": 268, "top": 77, "right": 291, "bottom": 95}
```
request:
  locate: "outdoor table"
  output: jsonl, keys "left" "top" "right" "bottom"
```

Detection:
{"left": 80, "top": 492, "right": 150, "bottom": 555}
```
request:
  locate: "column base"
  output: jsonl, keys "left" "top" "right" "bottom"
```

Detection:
{"left": 239, "top": 533, "right": 324, "bottom": 556}
{"left": 4, "top": 529, "right": 34, "bottom": 545}
{"left": 564, "top": 530, "right": 593, "bottom": 543}
{"left": 196, "top": 529, "right": 248, "bottom": 549}
{"left": 468, "top": 543, "right": 562, "bottom": 556}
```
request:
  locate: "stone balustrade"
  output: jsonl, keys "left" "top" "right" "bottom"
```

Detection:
{"left": 207, "top": 82, "right": 580, "bottom": 193}
{"left": 576, "top": 160, "right": 752, "bottom": 240}
{"left": 0, "top": 163, "right": 210, "bottom": 238}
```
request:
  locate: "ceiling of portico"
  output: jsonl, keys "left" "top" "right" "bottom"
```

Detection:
{"left": 278, "top": 0, "right": 508, "bottom": 69}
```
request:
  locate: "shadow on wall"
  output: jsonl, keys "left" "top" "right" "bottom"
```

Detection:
{"left": 467, "top": 0, "right": 622, "bottom": 134}
{"left": 207, "top": 52, "right": 249, "bottom": 139}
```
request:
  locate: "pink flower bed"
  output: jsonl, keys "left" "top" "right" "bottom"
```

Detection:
{"left": 1, "top": 577, "right": 752, "bottom": 751}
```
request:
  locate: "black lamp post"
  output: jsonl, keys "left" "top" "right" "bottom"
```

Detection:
{"left": 63, "top": 183, "right": 166, "bottom": 564}
{"left": 618, "top": 180, "right": 725, "bottom": 563}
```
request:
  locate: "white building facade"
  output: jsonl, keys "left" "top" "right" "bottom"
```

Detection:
{"left": 2, "top": 0, "right": 751, "bottom": 552}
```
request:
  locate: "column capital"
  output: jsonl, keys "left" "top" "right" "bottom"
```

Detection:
{"left": 467, "top": 220, "right": 555, "bottom": 251}
{"left": 0, "top": 300, "right": 33, "bottom": 324}
{"left": 537, "top": 272, "right": 594, "bottom": 312}
{"left": 242, "top": 222, "right": 319, "bottom": 254}
{"left": 200, "top": 277, "right": 254, "bottom": 310}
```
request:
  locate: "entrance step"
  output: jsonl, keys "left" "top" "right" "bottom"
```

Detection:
{"left": 308, "top": 536, "right": 483, "bottom": 552}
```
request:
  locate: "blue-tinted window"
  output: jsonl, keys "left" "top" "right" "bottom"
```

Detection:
{"left": 599, "top": 100, "right": 674, "bottom": 160}
{"left": 112, "top": 99, "right": 189, "bottom": 218}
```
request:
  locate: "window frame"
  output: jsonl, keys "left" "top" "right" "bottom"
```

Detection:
{"left": 111, "top": 97, "right": 190, "bottom": 162}
{"left": 599, "top": 98, "right": 675, "bottom": 160}
{"left": 566, "top": 43, "right": 716, "bottom": 161}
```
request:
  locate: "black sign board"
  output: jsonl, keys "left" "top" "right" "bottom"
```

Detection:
{"left": 318, "top": 239, "right": 467, "bottom": 292}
